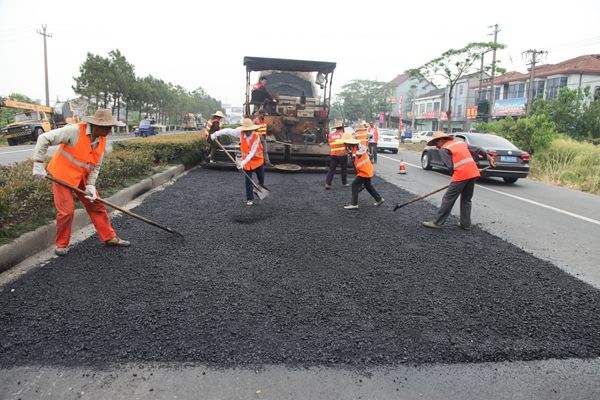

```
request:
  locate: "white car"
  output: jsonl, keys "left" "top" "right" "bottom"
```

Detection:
{"left": 377, "top": 129, "right": 399, "bottom": 154}
{"left": 410, "top": 130, "right": 435, "bottom": 143}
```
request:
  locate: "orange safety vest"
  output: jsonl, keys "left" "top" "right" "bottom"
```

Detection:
{"left": 354, "top": 151, "right": 374, "bottom": 178}
{"left": 252, "top": 117, "right": 268, "bottom": 135}
{"left": 354, "top": 129, "right": 369, "bottom": 147}
{"left": 47, "top": 123, "right": 107, "bottom": 186}
{"left": 239, "top": 131, "right": 264, "bottom": 171}
{"left": 442, "top": 139, "right": 480, "bottom": 182}
{"left": 328, "top": 130, "right": 346, "bottom": 157}
{"left": 368, "top": 126, "right": 379, "bottom": 143}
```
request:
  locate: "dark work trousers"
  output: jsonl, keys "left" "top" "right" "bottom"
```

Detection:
{"left": 435, "top": 178, "right": 476, "bottom": 228}
{"left": 351, "top": 176, "right": 382, "bottom": 205}
{"left": 368, "top": 143, "right": 378, "bottom": 163}
{"left": 325, "top": 156, "right": 348, "bottom": 185}
{"left": 244, "top": 165, "right": 265, "bottom": 201}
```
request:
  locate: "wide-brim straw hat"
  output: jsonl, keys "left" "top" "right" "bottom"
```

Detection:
{"left": 332, "top": 120, "right": 344, "bottom": 129}
{"left": 212, "top": 111, "right": 226, "bottom": 118}
{"left": 82, "top": 108, "right": 118, "bottom": 126}
{"left": 334, "top": 132, "right": 360, "bottom": 145}
{"left": 427, "top": 131, "right": 453, "bottom": 146}
{"left": 355, "top": 120, "right": 368, "bottom": 130}
{"left": 239, "top": 117, "right": 262, "bottom": 131}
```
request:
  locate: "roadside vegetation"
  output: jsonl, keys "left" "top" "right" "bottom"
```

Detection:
{"left": 0, "top": 133, "right": 205, "bottom": 244}
{"left": 471, "top": 88, "right": 600, "bottom": 194}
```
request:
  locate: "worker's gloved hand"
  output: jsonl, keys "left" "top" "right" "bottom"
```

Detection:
{"left": 32, "top": 162, "right": 47, "bottom": 179}
{"left": 236, "top": 161, "right": 244, "bottom": 170}
{"left": 85, "top": 184, "right": 98, "bottom": 202}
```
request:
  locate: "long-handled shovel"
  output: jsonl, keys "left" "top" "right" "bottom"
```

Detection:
{"left": 393, "top": 166, "right": 492, "bottom": 211}
{"left": 213, "top": 139, "right": 270, "bottom": 200}
{"left": 46, "top": 175, "right": 184, "bottom": 238}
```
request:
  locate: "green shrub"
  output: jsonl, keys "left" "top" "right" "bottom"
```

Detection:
{"left": 531, "top": 138, "right": 600, "bottom": 194}
{"left": 113, "top": 132, "right": 206, "bottom": 167}
{"left": 97, "top": 149, "right": 153, "bottom": 190}
{"left": 474, "top": 115, "right": 558, "bottom": 154}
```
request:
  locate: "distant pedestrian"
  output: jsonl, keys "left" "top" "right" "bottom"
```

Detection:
{"left": 325, "top": 121, "right": 348, "bottom": 189}
{"left": 367, "top": 121, "right": 379, "bottom": 163}
{"left": 337, "top": 136, "right": 384, "bottom": 210}
{"left": 422, "top": 132, "right": 496, "bottom": 230}
{"left": 32, "top": 109, "right": 130, "bottom": 256}
{"left": 211, "top": 118, "right": 265, "bottom": 206}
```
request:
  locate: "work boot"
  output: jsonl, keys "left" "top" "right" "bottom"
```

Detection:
{"left": 374, "top": 198, "right": 385, "bottom": 207}
{"left": 342, "top": 183, "right": 350, "bottom": 187}
{"left": 105, "top": 237, "right": 131, "bottom": 247}
{"left": 458, "top": 223, "right": 471, "bottom": 231}
{"left": 325, "top": 184, "right": 332, "bottom": 190}
{"left": 422, "top": 221, "right": 443, "bottom": 229}
{"left": 343, "top": 204, "right": 359, "bottom": 210}
{"left": 54, "top": 247, "right": 68, "bottom": 257}
{"left": 246, "top": 200, "right": 254, "bottom": 206}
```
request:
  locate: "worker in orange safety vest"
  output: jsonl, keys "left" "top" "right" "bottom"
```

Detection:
{"left": 211, "top": 118, "right": 266, "bottom": 206}
{"left": 32, "top": 109, "right": 130, "bottom": 256}
{"left": 422, "top": 132, "right": 496, "bottom": 230}
{"left": 335, "top": 136, "right": 384, "bottom": 210}
{"left": 252, "top": 109, "right": 270, "bottom": 165}
{"left": 354, "top": 121, "right": 369, "bottom": 148}
{"left": 205, "top": 110, "right": 226, "bottom": 163}
{"left": 325, "top": 120, "right": 348, "bottom": 189}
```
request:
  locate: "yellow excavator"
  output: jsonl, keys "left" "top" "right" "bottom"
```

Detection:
{"left": 0, "top": 97, "right": 80, "bottom": 146}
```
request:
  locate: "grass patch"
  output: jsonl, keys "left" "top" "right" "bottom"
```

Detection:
{"left": 530, "top": 138, "right": 600, "bottom": 194}
{"left": 0, "top": 133, "right": 206, "bottom": 245}
{"left": 0, "top": 136, "right": 7, "bottom": 147}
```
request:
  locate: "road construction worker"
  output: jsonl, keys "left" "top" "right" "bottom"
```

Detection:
{"left": 211, "top": 118, "right": 265, "bottom": 206}
{"left": 251, "top": 76, "right": 277, "bottom": 114}
{"left": 252, "top": 110, "right": 271, "bottom": 165}
{"left": 336, "top": 136, "right": 384, "bottom": 210}
{"left": 206, "top": 110, "right": 226, "bottom": 163}
{"left": 31, "top": 109, "right": 130, "bottom": 256}
{"left": 325, "top": 121, "right": 348, "bottom": 189}
{"left": 422, "top": 132, "right": 496, "bottom": 230}
{"left": 354, "top": 121, "right": 369, "bottom": 148}
{"left": 367, "top": 121, "right": 379, "bottom": 163}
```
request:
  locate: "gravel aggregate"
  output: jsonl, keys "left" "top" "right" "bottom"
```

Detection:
{"left": 1, "top": 168, "right": 599, "bottom": 368}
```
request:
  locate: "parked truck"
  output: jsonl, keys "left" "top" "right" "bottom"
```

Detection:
{"left": 0, "top": 98, "right": 80, "bottom": 146}
{"left": 212, "top": 56, "right": 337, "bottom": 170}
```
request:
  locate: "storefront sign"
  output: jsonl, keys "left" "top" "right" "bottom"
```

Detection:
{"left": 466, "top": 106, "right": 478, "bottom": 119}
{"left": 493, "top": 98, "right": 526, "bottom": 117}
{"left": 379, "top": 112, "right": 385, "bottom": 124}
{"left": 399, "top": 95, "right": 404, "bottom": 130}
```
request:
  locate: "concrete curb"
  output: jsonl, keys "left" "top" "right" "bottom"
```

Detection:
{"left": 0, "top": 164, "right": 186, "bottom": 273}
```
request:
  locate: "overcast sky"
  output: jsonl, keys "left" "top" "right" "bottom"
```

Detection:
{"left": 1, "top": 0, "right": 599, "bottom": 107}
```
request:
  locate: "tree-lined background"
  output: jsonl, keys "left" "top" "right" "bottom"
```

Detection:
{"left": 72, "top": 49, "right": 221, "bottom": 126}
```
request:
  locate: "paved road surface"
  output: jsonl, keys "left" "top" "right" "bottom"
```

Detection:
{"left": 377, "top": 149, "right": 600, "bottom": 289}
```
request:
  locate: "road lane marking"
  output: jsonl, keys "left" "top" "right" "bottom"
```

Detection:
{"left": 477, "top": 186, "right": 600, "bottom": 226}
{"left": 378, "top": 154, "right": 600, "bottom": 227}
{"left": 0, "top": 149, "right": 33, "bottom": 155}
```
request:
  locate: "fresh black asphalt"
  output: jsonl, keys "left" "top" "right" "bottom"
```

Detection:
{"left": 1, "top": 168, "right": 600, "bottom": 368}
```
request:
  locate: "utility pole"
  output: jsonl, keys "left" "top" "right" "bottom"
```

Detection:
{"left": 523, "top": 49, "right": 547, "bottom": 114}
{"left": 487, "top": 24, "right": 500, "bottom": 122}
{"left": 37, "top": 25, "right": 52, "bottom": 106}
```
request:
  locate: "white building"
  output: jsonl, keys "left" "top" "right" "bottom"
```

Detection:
{"left": 222, "top": 104, "right": 244, "bottom": 124}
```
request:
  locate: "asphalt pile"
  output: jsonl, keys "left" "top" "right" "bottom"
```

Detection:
{"left": 1, "top": 169, "right": 600, "bottom": 368}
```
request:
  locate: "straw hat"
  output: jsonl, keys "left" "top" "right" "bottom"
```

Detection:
{"left": 332, "top": 120, "right": 344, "bottom": 129}
{"left": 82, "top": 108, "right": 118, "bottom": 126}
{"left": 355, "top": 120, "right": 368, "bottom": 130}
{"left": 334, "top": 132, "right": 360, "bottom": 145}
{"left": 238, "top": 118, "right": 262, "bottom": 132}
{"left": 212, "top": 111, "right": 226, "bottom": 118}
{"left": 426, "top": 131, "right": 453, "bottom": 146}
